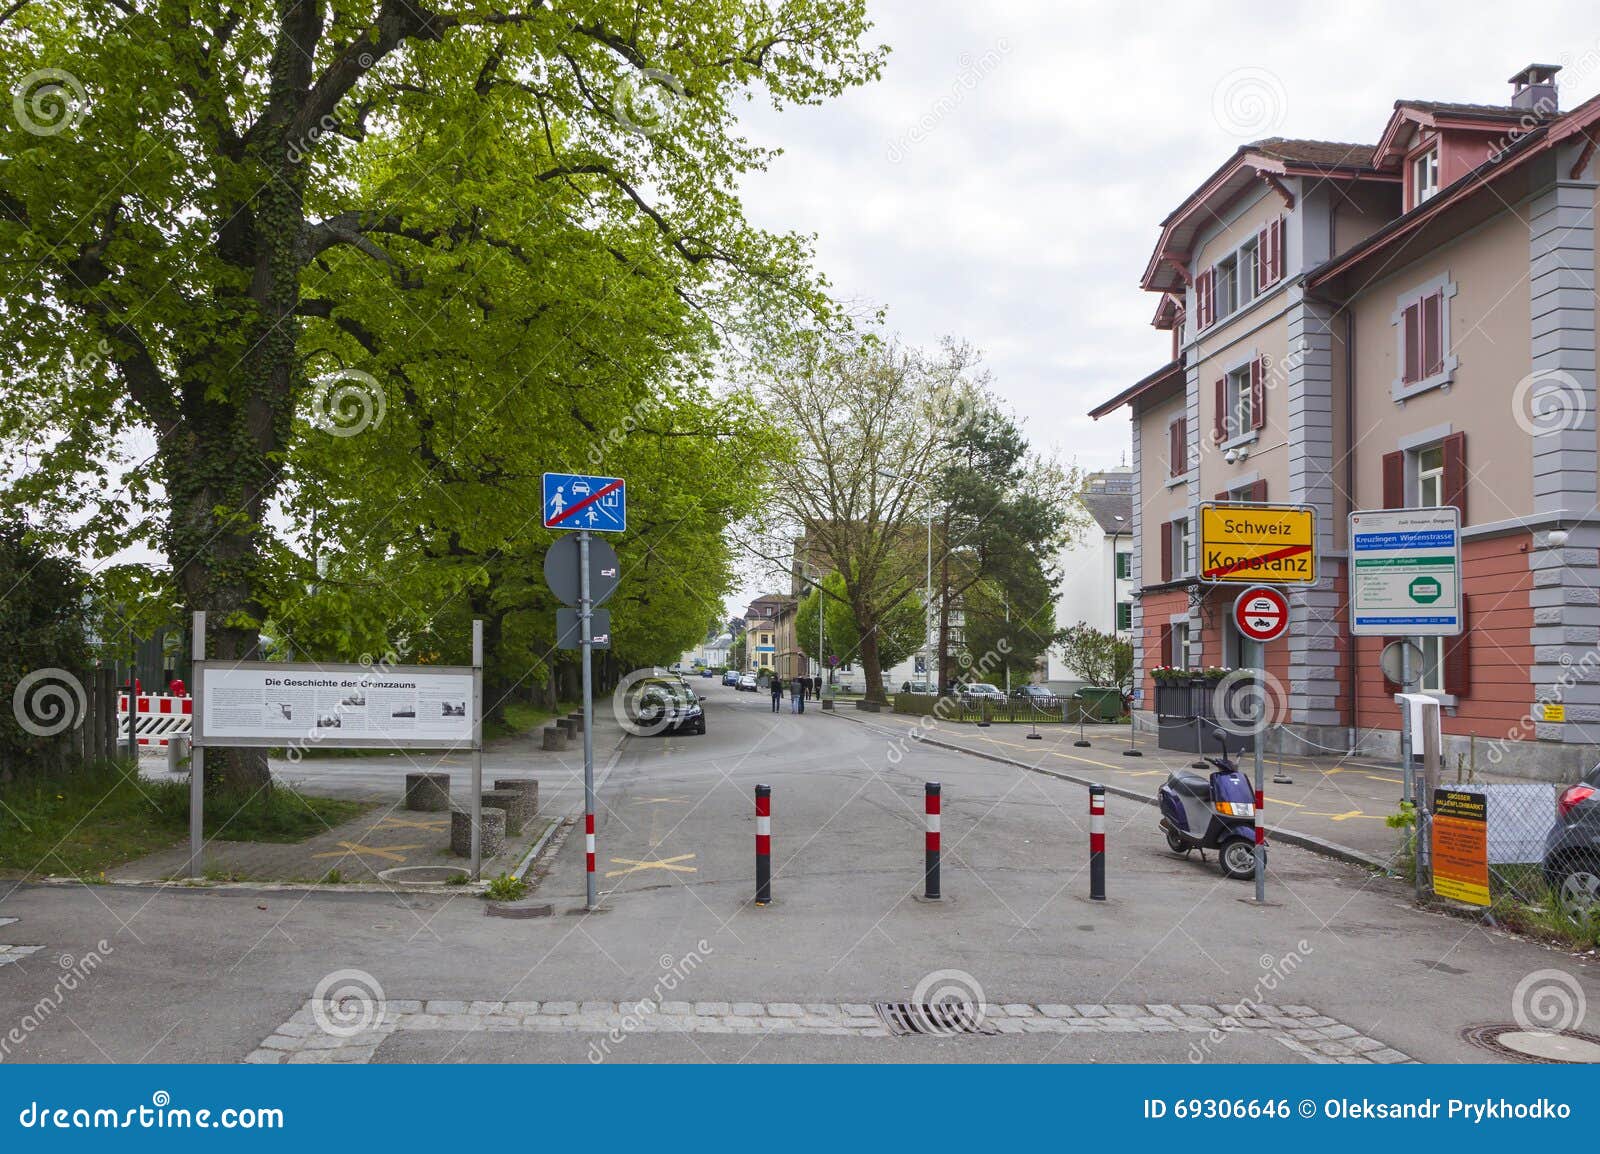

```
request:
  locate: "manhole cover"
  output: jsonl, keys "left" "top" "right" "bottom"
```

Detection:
{"left": 874, "top": 1002, "right": 998, "bottom": 1037}
{"left": 377, "top": 865, "right": 470, "bottom": 886}
{"left": 1461, "top": 1023, "right": 1600, "bottom": 1064}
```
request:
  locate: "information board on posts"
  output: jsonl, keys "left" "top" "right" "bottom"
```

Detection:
{"left": 194, "top": 661, "right": 476, "bottom": 749}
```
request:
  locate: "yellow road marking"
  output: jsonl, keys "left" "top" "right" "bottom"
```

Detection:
{"left": 1299, "top": 810, "right": 1382, "bottom": 822}
{"left": 374, "top": 816, "right": 448, "bottom": 831}
{"left": 636, "top": 797, "right": 688, "bottom": 804}
{"left": 312, "top": 841, "right": 426, "bottom": 863}
{"left": 605, "top": 853, "right": 698, "bottom": 878}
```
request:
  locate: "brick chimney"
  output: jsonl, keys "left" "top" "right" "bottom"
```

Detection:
{"left": 1509, "top": 63, "right": 1560, "bottom": 115}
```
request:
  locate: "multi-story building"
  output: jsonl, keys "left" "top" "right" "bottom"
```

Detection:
{"left": 1091, "top": 64, "right": 1599, "bottom": 779}
{"left": 743, "top": 594, "right": 795, "bottom": 675}
{"left": 1047, "top": 468, "right": 1135, "bottom": 690}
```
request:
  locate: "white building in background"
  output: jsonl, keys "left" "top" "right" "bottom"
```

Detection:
{"left": 1046, "top": 467, "right": 1135, "bottom": 692}
{"left": 680, "top": 629, "right": 734, "bottom": 670}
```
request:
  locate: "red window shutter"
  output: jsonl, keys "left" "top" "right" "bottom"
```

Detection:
{"left": 1198, "top": 268, "right": 1215, "bottom": 328}
{"left": 1215, "top": 490, "right": 1231, "bottom": 502}
{"left": 1250, "top": 357, "right": 1267, "bottom": 430}
{"left": 1442, "top": 431, "right": 1467, "bottom": 522}
{"left": 1251, "top": 479, "right": 1268, "bottom": 502}
{"left": 1422, "top": 292, "right": 1443, "bottom": 376}
{"left": 1213, "top": 377, "right": 1226, "bottom": 442}
{"left": 1160, "top": 624, "right": 1175, "bottom": 667}
{"left": 1444, "top": 596, "right": 1471, "bottom": 697}
{"left": 1382, "top": 450, "right": 1405, "bottom": 508}
{"left": 1273, "top": 217, "right": 1285, "bottom": 282}
{"left": 1160, "top": 521, "right": 1173, "bottom": 582}
{"left": 1176, "top": 416, "right": 1187, "bottom": 472}
{"left": 1382, "top": 638, "right": 1401, "bottom": 693}
{"left": 1402, "top": 302, "right": 1421, "bottom": 383}
{"left": 1255, "top": 225, "right": 1270, "bottom": 292}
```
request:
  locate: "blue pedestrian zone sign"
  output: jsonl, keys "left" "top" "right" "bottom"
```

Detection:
{"left": 543, "top": 472, "right": 626, "bottom": 533}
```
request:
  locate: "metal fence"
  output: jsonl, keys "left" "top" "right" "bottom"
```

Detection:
{"left": 892, "top": 693, "right": 1096, "bottom": 724}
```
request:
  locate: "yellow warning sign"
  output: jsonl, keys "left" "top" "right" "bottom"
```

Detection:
{"left": 1200, "top": 503, "right": 1317, "bottom": 585}
{"left": 1543, "top": 702, "right": 1566, "bottom": 723}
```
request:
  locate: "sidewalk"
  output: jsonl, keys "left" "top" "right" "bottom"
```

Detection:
{"left": 828, "top": 709, "right": 1467, "bottom": 868}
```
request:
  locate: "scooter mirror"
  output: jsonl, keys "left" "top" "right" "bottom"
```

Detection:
{"left": 1212, "top": 727, "right": 1229, "bottom": 758}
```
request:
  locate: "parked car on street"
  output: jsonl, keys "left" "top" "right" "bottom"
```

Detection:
{"left": 900, "top": 681, "right": 936, "bottom": 694}
{"left": 958, "top": 682, "right": 1007, "bottom": 704}
{"left": 627, "top": 675, "right": 706, "bottom": 735}
{"left": 722, "top": 669, "right": 741, "bottom": 687}
{"left": 738, "top": 672, "right": 758, "bottom": 691}
{"left": 1011, "top": 684, "right": 1058, "bottom": 705}
{"left": 1543, "top": 762, "right": 1600, "bottom": 918}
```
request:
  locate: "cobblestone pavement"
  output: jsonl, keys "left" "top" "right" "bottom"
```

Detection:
{"left": 249, "top": 995, "right": 1410, "bottom": 1065}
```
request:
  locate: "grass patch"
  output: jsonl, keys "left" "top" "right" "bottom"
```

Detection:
{"left": 0, "top": 760, "right": 366, "bottom": 879}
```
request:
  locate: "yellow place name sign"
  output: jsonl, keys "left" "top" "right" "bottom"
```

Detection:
{"left": 1199, "top": 503, "right": 1318, "bottom": 585}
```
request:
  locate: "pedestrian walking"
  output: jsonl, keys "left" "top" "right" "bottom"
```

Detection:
{"left": 796, "top": 676, "right": 807, "bottom": 714}
{"left": 770, "top": 676, "right": 782, "bottom": 713}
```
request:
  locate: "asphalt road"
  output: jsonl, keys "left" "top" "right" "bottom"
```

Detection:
{"left": 2, "top": 683, "right": 1596, "bottom": 1064}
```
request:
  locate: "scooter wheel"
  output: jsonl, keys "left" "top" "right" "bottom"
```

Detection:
{"left": 1220, "top": 839, "right": 1257, "bottom": 880}
{"left": 1164, "top": 829, "right": 1188, "bottom": 855}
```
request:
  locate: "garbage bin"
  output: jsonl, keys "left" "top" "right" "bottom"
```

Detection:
{"left": 1074, "top": 686, "right": 1125, "bottom": 723}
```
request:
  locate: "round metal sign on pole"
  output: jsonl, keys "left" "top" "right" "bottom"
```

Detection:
{"left": 1380, "top": 639, "right": 1425, "bottom": 688}
{"left": 1232, "top": 585, "right": 1290, "bottom": 643}
{"left": 543, "top": 534, "right": 620, "bottom": 607}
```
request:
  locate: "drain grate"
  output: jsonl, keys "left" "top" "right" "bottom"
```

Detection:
{"left": 874, "top": 1001, "right": 998, "bottom": 1037}
{"left": 1461, "top": 1023, "right": 1600, "bottom": 1064}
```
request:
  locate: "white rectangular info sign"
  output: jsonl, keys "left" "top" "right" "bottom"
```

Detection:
{"left": 193, "top": 661, "right": 477, "bottom": 749}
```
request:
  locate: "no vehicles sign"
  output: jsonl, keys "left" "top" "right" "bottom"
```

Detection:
{"left": 1199, "top": 502, "right": 1317, "bottom": 585}
{"left": 1233, "top": 586, "right": 1289, "bottom": 643}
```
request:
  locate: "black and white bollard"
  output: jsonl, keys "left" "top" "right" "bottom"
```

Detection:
{"left": 924, "top": 782, "right": 941, "bottom": 900}
{"left": 755, "top": 784, "right": 772, "bottom": 905}
{"left": 1089, "top": 784, "right": 1106, "bottom": 901}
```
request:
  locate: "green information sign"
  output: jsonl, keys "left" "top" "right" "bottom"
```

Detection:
{"left": 1409, "top": 577, "right": 1442, "bottom": 604}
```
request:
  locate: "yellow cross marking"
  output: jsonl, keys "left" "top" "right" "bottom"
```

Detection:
{"left": 1362, "top": 773, "right": 1402, "bottom": 784}
{"left": 605, "top": 854, "right": 697, "bottom": 878}
{"left": 1300, "top": 810, "right": 1380, "bottom": 822}
{"left": 312, "top": 841, "right": 426, "bottom": 863}
{"left": 374, "top": 816, "right": 449, "bottom": 831}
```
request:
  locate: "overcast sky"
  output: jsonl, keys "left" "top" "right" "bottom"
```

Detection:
{"left": 719, "top": 0, "right": 1600, "bottom": 614}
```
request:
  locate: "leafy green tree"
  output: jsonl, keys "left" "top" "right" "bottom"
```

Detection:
{"left": 794, "top": 569, "right": 922, "bottom": 675}
{"left": 0, "top": 520, "right": 89, "bottom": 779}
{"left": 958, "top": 575, "right": 1057, "bottom": 686}
{"left": 1057, "top": 622, "right": 1134, "bottom": 691}
{"left": 0, "top": 2, "right": 883, "bottom": 785}
{"left": 931, "top": 400, "right": 1085, "bottom": 691}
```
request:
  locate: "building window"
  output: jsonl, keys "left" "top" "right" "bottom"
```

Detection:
{"left": 1215, "top": 252, "right": 1238, "bottom": 318}
{"left": 1237, "top": 237, "right": 1259, "bottom": 308}
{"left": 1116, "top": 602, "right": 1133, "bottom": 631}
{"left": 1418, "top": 635, "right": 1445, "bottom": 693}
{"left": 1174, "top": 623, "right": 1193, "bottom": 668}
{"left": 1168, "top": 415, "right": 1188, "bottom": 477}
{"left": 1116, "top": 551, "right": 1132, "bottom": 580}
{"left": 1412, "top": 148, "right": 1439, "bottom": 206}
{"left": 1174, "top": 517, "right": 1193, "bottom": 575}
{"left": 1416, "top": 445, "right": 1444, "bottom": 507}
{"left": 760, "top": 633, "right": 770, "bottom": 646}
{"left": 1393, "top": 277, "right": 1455, "bottom": 400}
{"left": 1226, "top": 364, "right": 1252, "bottom": 437}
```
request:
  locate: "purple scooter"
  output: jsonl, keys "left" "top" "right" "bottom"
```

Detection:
{"left": 1157, "top": 727, "right": 1262, "bottom": 880}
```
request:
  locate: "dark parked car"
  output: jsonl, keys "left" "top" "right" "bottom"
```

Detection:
{"left": 1011, "top": 684, "right": 1058, "bottom": 704}
{"left": 1543, "top": 762, "right": 1600, "bottom": 918}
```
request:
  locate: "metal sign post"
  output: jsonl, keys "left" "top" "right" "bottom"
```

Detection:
{"left": 579, "top": 529, "right": 597, "bottom": 911}
{"left": 189, "top": 611, "right": 206, "bottom": 879}
{"left": 1230, "top": 586, "right": 1287, "bottom": 905}
{"left": 471, "top": 620, "right": 484, "bottom": 879}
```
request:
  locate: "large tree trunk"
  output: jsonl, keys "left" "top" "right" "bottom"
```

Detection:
{"left": 856, "top": 604, "right": 887, "bottom": 704}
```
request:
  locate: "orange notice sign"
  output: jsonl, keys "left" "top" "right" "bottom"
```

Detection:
{"left": 1431, "top": 789, "right": 1489, "bottom": 906}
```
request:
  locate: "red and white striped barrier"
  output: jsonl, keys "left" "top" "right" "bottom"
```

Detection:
{"left": 585, "top": 812, "right": 596, "bottom": 878}
{"left": 1089, "top": 784, "right": 1106, "bottom": 901}
{"left": 924, "top": 782, "right": 941, "bottom": 901}
{"left": 118, "top": 693, "right": 193, "bottom": 749}
{"left": 755, "top": 784, "right": 772, "bottom": 905}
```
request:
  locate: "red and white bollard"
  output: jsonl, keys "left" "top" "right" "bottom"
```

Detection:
{"left": 1254, "top": 786, "right": 1266, "bottom": 902}
{"left": 585, "top": 811, "right": 596, "bottom": 879}
{"left": 1089, "top": 784, "right": 1106, "bottom": 901}
{"left": 755, "top": 785, "right": 772, "bottom": 905}
{"left": 924, "top": 782, "right": 942, "bottom": 900}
